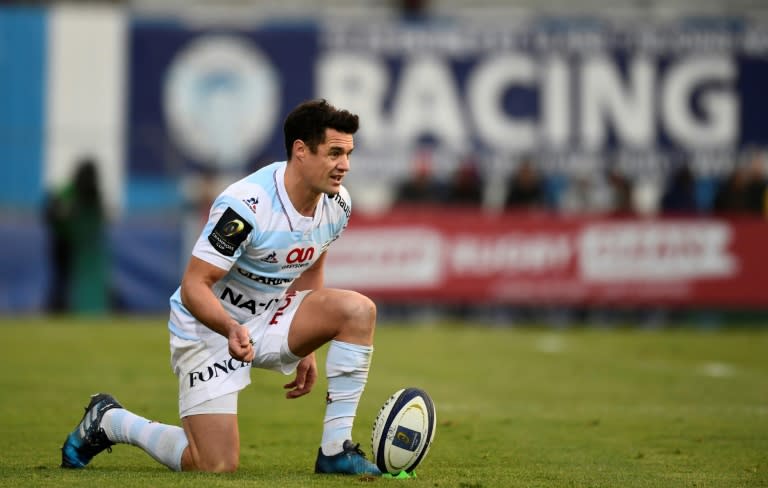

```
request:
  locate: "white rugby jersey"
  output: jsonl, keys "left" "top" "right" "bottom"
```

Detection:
{"left": 168, "top": 161, "right": 351, "bottom": 340}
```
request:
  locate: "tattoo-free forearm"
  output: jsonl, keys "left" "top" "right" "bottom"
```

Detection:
{"left": 180, "top": 275, "right": 241, "bottom": 338}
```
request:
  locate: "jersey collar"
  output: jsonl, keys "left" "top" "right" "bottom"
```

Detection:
{"left": 273, "top": 162, "right": 324, "bottom": 233}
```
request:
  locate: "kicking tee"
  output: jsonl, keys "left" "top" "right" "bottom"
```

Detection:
{"left": 168, "top": 161, "right": 351, "bottom": 340}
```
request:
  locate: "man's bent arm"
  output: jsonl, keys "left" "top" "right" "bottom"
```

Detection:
{"left": 180, "top": 255, "right": 241, "bottom": 337}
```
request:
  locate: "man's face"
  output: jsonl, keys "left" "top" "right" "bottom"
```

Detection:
{"left": 300, "top": 128, "right": 354, "bottom": 195}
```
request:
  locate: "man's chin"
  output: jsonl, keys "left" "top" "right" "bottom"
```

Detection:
{"left": 325, "top": 183, "right": 342, "bottom": 196}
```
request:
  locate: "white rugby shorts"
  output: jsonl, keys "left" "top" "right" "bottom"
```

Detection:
{"left": 171, "top": 290, "right": 309, "bottom": 417}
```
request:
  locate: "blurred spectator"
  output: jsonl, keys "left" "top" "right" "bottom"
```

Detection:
{"left": 713, "top": 165, "right": 749, "bottom": 213}
{"left": 632, "top": 178, "right": 662, "bottom": 216}
{"left": 398, "top": 0, "right": 430, "bottom": 20}
{"left": 559, "top": 173, "right": 602, "bottom": 214}
{"left": 713, "top": 153, "right": 767, "bottom": 215}
{"left": 394, "top": 148, "right": 445, "bottom": 204}
{"left": 606, "top": 167, "right": 634, "bottom": 215}
{"left": 660, "top": 162, "right": 697, "bottom": 214}
{"left": 44, "top": 156, "right": 109, "bottom": 314}
{"left": 560, "top": 169, "right": 641, "bottom": 215}
{"left": 504, "top": 156, "right": 546, "bottom": 210}
{"left": 445, "top": 154, "right": 484, "bottom": 206}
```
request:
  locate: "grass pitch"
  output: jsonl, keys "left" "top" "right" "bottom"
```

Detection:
{"left": 0, "top": 316, "right": 766, "bottom": 487}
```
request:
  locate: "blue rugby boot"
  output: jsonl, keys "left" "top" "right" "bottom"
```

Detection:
{"left": 314, "top": 440, "right": 382, "bottom": 476}
{"left": 61, "top": 393, "right": 123, "bottom": 468}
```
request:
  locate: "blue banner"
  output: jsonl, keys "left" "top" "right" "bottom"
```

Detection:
{"left": 127, "top": 16, "right": 768, "bottom": 189}
{"left": 128, "top": 20, "right": 319, "bottom": 177}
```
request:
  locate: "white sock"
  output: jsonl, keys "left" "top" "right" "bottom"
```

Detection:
{"left": 321, "top": 340, "right": 372, "bottom": 456}
{"left": 101, "top": 408, "right": 188, "bottom": 471}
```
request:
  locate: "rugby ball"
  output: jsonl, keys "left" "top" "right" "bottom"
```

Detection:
{"left": 371, "top": 387, "right": 436, "bottom": 474}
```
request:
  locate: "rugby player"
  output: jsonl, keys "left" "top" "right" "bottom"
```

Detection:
{"left": 61, "top": 99, "right": 380, "bottom": 475}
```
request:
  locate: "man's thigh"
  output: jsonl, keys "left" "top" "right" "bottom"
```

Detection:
{"left": 181, "top": 413, "right": 240, "bottom": 472}
{"left": 287, "top": 288, "right": 373, "bottom": 357}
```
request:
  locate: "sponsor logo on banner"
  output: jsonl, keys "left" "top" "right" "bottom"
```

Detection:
{"left": 579, "top": 222, "right": 737, "bottom": 281}
{"left": 450, "top": 234, "right": 573, "bottom": 274}
{"left": 164, "top": 35, "right": 280, "bottom": 169}
{"left": 323, "top": 212, "right": 765, "bottom": 306}
{"left": 325, "top": 228, "right": 442, "bottom": 288}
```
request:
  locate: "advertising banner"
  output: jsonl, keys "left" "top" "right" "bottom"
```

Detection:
{"left": 127, "top": 17, "right": 768, "bottom": 185}
{"left": 325, "top": 209, "right": 768, "bottom": 307}
{"left": 128, "top": 21, "right": 319, "bottom": 176}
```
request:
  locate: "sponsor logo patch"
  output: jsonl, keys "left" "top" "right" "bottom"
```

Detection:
{"left": 260, "top": 251, "right": 278, "bottom": 263}
{"left": 333, "top": 192, "right": 351, "bottom": 218}
{"left": 208, "top": 207, "right": 253, "bottom": 256}
{"left": 236, "top": 267, "right": 293, "bottom": 286}
{"left": 188, "top": 357, "right": 251, "bottom": 388}
{"left": 243, "top": 197, "right": 259, "bottom": 213}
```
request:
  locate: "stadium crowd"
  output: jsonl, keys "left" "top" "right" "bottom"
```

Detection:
{"left": 391, "top": 147, "right": 768, "bottom": 217}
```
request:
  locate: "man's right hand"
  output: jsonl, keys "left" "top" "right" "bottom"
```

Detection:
{"left": 228, "top": 324, "right": 255, "bottom": 362}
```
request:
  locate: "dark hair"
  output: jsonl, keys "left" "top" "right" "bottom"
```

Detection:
{"left": 283, "top": 99, "right": 359, "bottom": 159}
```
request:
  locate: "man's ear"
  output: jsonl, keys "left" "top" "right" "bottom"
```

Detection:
{"left": 293, "top": 139, "right": 306, "bottom": 161}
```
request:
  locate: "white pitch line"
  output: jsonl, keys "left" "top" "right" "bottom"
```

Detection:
{"left": 535, "top": 335, "right": 566, "bottom": 353}
{"left": 699, "top": 361, "right": 735, "bottom": 378}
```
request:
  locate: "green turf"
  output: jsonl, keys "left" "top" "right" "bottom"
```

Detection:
{"left": 0, "top": 316, "right": 766, "bottom": 487}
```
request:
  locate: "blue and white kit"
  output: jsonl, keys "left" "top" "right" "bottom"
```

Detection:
{"left": 167, "top": 161, "right": 351, "bottom": 415}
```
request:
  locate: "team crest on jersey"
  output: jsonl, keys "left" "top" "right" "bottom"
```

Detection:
{"left": 208, "top": 207, "right": 253, "bottom": 257}
{"left": 260, "top": 251, "right": 278, "bottom": 263}
{"left": 243, "top": 197, "right": 259, "bottom": 213}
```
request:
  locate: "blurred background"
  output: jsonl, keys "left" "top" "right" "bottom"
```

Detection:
{"left": 2, "top": 0, "right": 767, "bottom": 326}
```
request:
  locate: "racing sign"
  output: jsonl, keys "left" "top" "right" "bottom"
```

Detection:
{"left": 128, "top": 17, "right": 768, "bottom": 182}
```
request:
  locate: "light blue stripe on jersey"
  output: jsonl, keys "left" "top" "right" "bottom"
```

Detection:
{"left": 168, "top": 319, "right": 198, "bottom": 341}
{"left": 244, "top": 162, "right": 286, "bottom": 214}
{"left": 167, "top": 288, "right": 200, "bottom": 340}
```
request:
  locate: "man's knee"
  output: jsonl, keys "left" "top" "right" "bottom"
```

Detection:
{"left": 183, "top": 448, "right": 239, "bottom": 473}
{"left": 291, "top": 289, "right": 377, "bottom": 350}
{"left": 340, "top": 292, "right": 375, "bottom": 325}
{"left": 181, "top": 413, "right": 240, "bottom": 473}
{"left": 197, "top": 458, "right": 239, "bottom": 473}
{"left": 336, "top": 292, "right": 376, "bottom": 340}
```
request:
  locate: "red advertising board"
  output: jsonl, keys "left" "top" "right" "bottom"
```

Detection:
{"left": 324, "top": 208, "right": 768, "bottom": 308}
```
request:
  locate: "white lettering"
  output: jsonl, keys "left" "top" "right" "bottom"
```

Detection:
{"left": 581, "top": 55, "right": 655, "bottom": 149}
{"left": 661, "top": 55, "right": 737, "bottom": 147}
{"left": 467, "top": 53, "right": 537, "bottom": 151}
{"left": 579, "top": 223, "right": 736, "bottom": 281}
{"left": 314, "top": 49, "right": 740, "bottom": 172}
{"left": 316, "top": 53, "right": 388, "bottom": 146}
{"left": 325, "top": 229, "right": 443, "bottom": 288}
{"left": 389, "top": 56, "right": 467, "bottom": 150}
{"left": 450, "top": 235, "right": 572, "bottom": 274}
{"left": 542, "top": 56, "right": 570, "bottom": 147}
